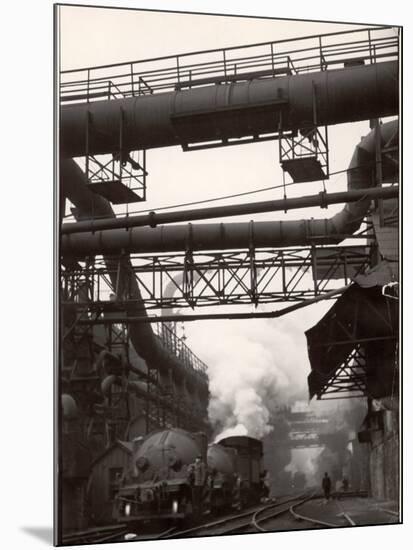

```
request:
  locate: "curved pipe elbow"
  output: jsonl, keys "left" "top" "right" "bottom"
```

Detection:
{"left": 328, "top": 118, "right": 398, "bottom": 240}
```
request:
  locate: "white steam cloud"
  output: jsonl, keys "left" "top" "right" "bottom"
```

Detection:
{"left": 186, "top": 300, "right": 332, "bottom": 440}
{"left": 285, "top": 447, "right": 322, "bottom": 486}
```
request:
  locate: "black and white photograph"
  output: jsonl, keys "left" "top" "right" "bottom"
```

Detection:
{"left": 55, "top": 2, "right": 400, "bottom": 546}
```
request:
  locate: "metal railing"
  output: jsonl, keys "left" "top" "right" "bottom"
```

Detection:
{"left": 154, "top": 322, "right": 208, "bottom": 377}
{"left": 60, "top": 26, "right": 398, "bottom": 104}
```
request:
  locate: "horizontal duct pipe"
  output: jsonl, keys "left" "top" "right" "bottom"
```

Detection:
{"left": 61, "top": 186, "right": 397, "bottom": 235}
{"left": 61, "top": 157, "right": 207, "bottom": 384}
{"left": 61, "top": 61, "right": 398, "bottom": 156}
{"left": 61, "top": 119, "right": 398, "bottom": 256}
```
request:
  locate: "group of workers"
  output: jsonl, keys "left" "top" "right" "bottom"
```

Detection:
{"left": 187, "top": 459, "right": 349, "bottom": 516}
{"left": 186, "top": 456, "right": 271, "bottom": 519}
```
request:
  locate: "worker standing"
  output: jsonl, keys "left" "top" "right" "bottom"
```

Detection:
{"left": 188, "top": 455, "right": 206, "bottom": 520}
{"left": 322, "top": 472, "right": 332, "bottom": 502}
{"left": 259, "top": 469, "right": 271, "bottom": 500}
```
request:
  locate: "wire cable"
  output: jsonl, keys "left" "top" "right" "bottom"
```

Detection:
{"left": 62, "top": 161, "right": 378, "bottom": 222}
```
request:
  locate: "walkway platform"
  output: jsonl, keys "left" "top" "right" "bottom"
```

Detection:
{"left": 60, "top": 27, "right": 397, "bottom": 104}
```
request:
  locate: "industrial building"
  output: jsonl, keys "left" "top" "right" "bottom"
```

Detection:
{"left": 57, "top": 10, "right": 399, "bottom": 542}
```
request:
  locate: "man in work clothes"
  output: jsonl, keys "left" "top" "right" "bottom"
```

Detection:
{"left": 188, "top": 455, "right": 206, "bottom": 519}
{"left": 322, "top": 472, "right": 332, "bottom": 501}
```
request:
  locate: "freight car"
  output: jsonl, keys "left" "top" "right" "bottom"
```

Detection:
{"left": 113, "top": 428, "right": 265, "bottom": 524}
{"left": 207, "top": 442, "right": 238, "bottom": 514}
{"left": 217, "top": 436, "right": 263, "bottom": 508}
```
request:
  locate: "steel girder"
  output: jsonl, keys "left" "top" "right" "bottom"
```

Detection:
{"left": 61, "top": 245, "right": 372, "bottom": 311}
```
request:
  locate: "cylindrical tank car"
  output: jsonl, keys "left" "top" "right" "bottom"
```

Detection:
{"left": 114, "top": 428, "right": 207, "bottom": 522}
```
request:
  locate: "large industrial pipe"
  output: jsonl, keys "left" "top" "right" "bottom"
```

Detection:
{"left": 61, "top": 186, "right": 397, "bottom": 235}
{"left": 62, "top": 158, "right": 207, "bottom": 384}
{"left": 61, "top": 61, "right": 398, "bottom": 157}
{"left": 61, "top": 119, "right": 398, "bottom": 256}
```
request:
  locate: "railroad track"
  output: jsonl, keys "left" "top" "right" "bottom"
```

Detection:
{"left": 61, "top": 524, "right": 129, "bottom": 545}
{"left": 162, "top": 491, "right": 363, "bottom": 538}
{"left": 62, "top": 492, "right": 362, "bottom": 544}
{"left": 289, "top": 496, "right": 343, "bottom": 528}
{"left": 61, "top": 524, "right": 178, "bottom": 544}
{"left": 249, "top": 493, "right": 316, "bottom": 533}
{"left": 161, "top": 493, "right": 313, "bottom": 538}
{"left": 229, "top": 493, "right": 359, "bottom": 533}
{"left": 289, "top": 494, "right": 367, "bottom": 529}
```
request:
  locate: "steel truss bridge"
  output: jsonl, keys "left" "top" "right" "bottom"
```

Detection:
{"left": 62, "top": 243, "right": 372, "bottom": 311}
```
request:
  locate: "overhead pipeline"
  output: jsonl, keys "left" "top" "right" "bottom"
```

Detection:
{"left": 61, "top": 61, "right": 398, "bottom": 157}
{"left": 61, "top": 119, "right": 398, "bottom": 256}
{"left": 61, "top": 186, "right": 397, "bottom": 235}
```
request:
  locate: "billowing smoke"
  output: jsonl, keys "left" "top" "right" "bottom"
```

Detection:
{"left": 262, "top": 411, "right": 292, "bottom": 495}
{"left": 180, "top": 278, "right": 368, "bottom": 497}
{"left": 285, "top": 447, "right": 322, "bottom": 487}
{"left": 185, "top": 300, "right": 332, "bottom": 440}
{"left": 310, "top": 399, "right": 367, "bottom": 489}
{"left": 210, "top": 386, "right": 274, "bottom": 441}
{"left": 206, "top": 318, "right": 303, "bottom": 440}
{"left": 279, "top": 399, "right": 367, "bottom": 490}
